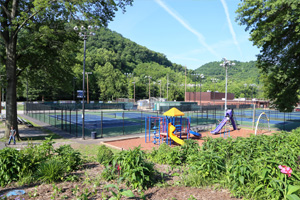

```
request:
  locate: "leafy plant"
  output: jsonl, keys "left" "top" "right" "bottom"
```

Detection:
{"left": 0, "top": 148, "right": 22, "bottom": 186}
{"left": 102, "top": 146, "right": 156, "bottom": 189}
{"left": 55, "top": 144, "right": 82, "bottom": 172}
{"left": 104, "top": 184, "right": 135, "bottom": 200}
{"left": 36, "top": 158, "right": 66, "bottom": 183}
{"left": 96, "top": 145, "right": 114, "bottom": 165}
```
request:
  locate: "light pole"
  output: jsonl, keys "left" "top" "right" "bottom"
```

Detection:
{"left": 124, "top": 73, "right": 132, "bottom": 98}
{"left": 158, "top": 80, "right": 162, "bottom": 99}
{"left": 74, "top": 25, "right": 98, "bottom": 139}
{"left": 192, "top": 73, "right": 198, "bottom": 102}
{"left": 167, "top": 74, "right": 169, "bottom": 101}
{"left": 243, "top": 83, "right": 247, "bottom": 104}
{"left": 84, "top": 72, "right": 92, "bottom": 103}
{"left": 211, "top": 78, "right": 218, "bottom": 105}
{"left": 132, "top": 81, "right": 136, "bottom": 103}
{"left": 250, "top": 84, "right": 256, "bottom": 99}
{"left": 199, "top": 74, "right": 204, "bottom": 109}
{"left": 145, "top": 76, "right": 152, "bottom": 109}
{"left": 220, "top": 58, "right": 235, "bottom": 116}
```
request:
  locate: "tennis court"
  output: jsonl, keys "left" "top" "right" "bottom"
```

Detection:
{"left": 25, "top": 102, "right": 300, "bottom": 138}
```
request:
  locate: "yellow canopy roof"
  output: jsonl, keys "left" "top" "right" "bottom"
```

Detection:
{"left": 163, "top": 107, "right": 185, "bottom": 116}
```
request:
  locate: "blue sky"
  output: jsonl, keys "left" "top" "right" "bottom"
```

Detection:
{"left": 108, "top": 0, "right": 260, "bottom": 70}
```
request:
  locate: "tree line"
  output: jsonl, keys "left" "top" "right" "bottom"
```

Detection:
{"left": 13, "top": 27, "right": 262, "bottom": 103}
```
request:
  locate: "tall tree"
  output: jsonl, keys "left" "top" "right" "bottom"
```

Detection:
{"left": 0, "top": 0, "right": 133, "bottom": 138}
{"left": 236, "top": 0, "right": 300, "bottom": 112}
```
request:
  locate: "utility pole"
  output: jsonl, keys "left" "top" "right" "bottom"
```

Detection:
{"left": 211, "top": 78, "right": 218, "bottom": 105}
{"left": 220, "top": 58, "right": 235, "bottom": 116}
{"left": 167, "top": 74, "right": 169, "bottom": 100}
{"left": 199, "top": 74, "right": 204, "bottom": 108}
{"left": 185, "top": 66, "right": 187, "bottom": 102}
{"left": 84, "top": 72, "right": 92, "bottom": 104}
{"left": 132, "top": 81, "right": 136, "bottom": 103}
{"left": 145, "top": 76, "right": 152, "bottom": 109}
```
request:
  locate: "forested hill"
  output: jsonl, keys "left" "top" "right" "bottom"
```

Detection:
{"left": 21, "top": 26, "right": 262, "bottom": 101}
{"left": 194, "top": 61, "right": 260, "bottom": 83}
{"left": 87, "top": 27, "right": 185, "bottom": 73}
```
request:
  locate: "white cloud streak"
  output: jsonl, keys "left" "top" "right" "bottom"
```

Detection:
{"left": 154, "top": 0, "right": 220, "bottom": 58}
{"left": 220, "top": 0, "right": 243, "bottom": 57}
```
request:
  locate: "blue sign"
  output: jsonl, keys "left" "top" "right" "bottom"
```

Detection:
{"left": 77, "top": 90, "right": 85, "bottom": 98}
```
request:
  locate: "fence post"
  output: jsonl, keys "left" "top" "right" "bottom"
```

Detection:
{"left": 69, "top": 109, "right": 71, "bottom": 134}
{"left": 44, "top": 105, "right": 45, "bottom": 122}
{"left": 284, "top": 112, "right": 286, "bottom": 131}
{"left": 65, "top": 109, "right": 67, "bottom": 131}
{"left": 54, "top": 108, "right": 56, "bottom": 127}
{"left": 252, "top": 104, "right": 256, "bottom": 130}
{"left": 61, "top": 109, "right": 63, "bottom": 130}
{"left": 141, "top": 111, "right": 143, "bottom": 133}
{"left": 196, "top": 110, "right": 198, "bottom": 125}
{"left": 123, "top": 111, "right": 125, "bottom": 135}
{"left": 76, "top": 109, "right": 78, "bottom": 138}
{"left": 101, "top": 111, "right": 103, "bottom": 138}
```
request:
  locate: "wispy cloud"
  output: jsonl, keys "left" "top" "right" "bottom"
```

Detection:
{"left": 154, "top": 0, "right": 220, "bottom": 58}
{"left": 220, "top": 0, "right": 243, "bottom": 57}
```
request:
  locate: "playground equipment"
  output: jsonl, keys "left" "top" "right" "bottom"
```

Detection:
{"left": 211, "top": 109, "right": 237, "bottom": 134}
{"left": 145, "top": 107, "right": 202, "bottom": 146}
{"left": 220, "top": 118, "right": 231, "bottom": 138}
{"left": 255, "top": 112, "right": 270, "bottom": 135}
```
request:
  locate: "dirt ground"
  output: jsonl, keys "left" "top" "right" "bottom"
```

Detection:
{"left": 104, "top": 128, "right": 274, "bottom": 151}
{"left": 2, "top": 162, "right": 240, "bottom": 200}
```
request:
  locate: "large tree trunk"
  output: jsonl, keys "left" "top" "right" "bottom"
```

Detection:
{"left": 5, "top": 38, "right": 19, "bottom": 139}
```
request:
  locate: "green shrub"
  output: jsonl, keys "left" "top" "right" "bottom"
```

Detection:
{"left": 21, "top": 136, "right": 55, "bottom": 172}
{"left": 102, "top": 146, "right": 156, "bottom": 189}
{"left": 147, "top": 143, "right": 171, "bottom": 164}
{"left": 36, "top": 158, "right": 66, "bottom": 183}
{"left": 97, "top": 145, "right": 114, "bottom": 165}
{"left": 55, "top": 145, "right": 82, "bottom": 172}
{"left": 180, "top": 139, "right": 200, "bottom": 163}
{"left": 0, "top": 148, "right": 22, "bottom": 186}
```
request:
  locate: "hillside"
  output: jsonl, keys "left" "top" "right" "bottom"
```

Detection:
{"left": 194, "top": 61, "right": 259, "bottom": 83}
{"left": 19, "top": 26, "right": 262, "bottom": 101}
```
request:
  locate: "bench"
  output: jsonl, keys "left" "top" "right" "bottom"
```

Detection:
{"left": 17, "top": 117, "right": 33, "bottom": 127}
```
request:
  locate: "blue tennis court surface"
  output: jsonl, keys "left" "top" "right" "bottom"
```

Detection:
{"left": 50, "top": 114, "right": 141, "bottom": 129}
{"left": 106, "top": 112, "right": 161, "bottom": 119}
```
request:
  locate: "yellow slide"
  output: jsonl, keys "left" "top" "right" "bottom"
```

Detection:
{"left": 168, "top": 123, "right": 184, "bottom": 145}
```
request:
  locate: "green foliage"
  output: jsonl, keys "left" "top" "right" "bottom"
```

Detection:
{"left": 147, "top": 140, "right": 200, "bottom": 166}
{"left": 236, "top": 0, "right": 300, "bottom": 111}
{"left": 36, "top": 158, "right": 66, "bottom": 183}
{"left": 0, "top": 137, "right": 84, "bottom": 187}
{"left": 55, "top": 144, "right": 82, "bottom": 172}
{"left": 104, "top": 184, "right": 136, "bottom": 200}
{"left": 102, "top": 146, "right": 156, "bottom": 189}
{"left": 96, "top": 145, "right": 114, "bottom": 165}
{"left": 180, "top": 139, "right": 200, "bottom": 163}
{"left": 146, "top": 128, "right": 300, "bottom": 199}
{"left": 0, "top": 148, "right": 22, "bottom": 186}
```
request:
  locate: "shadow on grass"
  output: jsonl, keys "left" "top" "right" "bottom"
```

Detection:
{"left": 20, "top": 133, "right": 63, "bottom": 141}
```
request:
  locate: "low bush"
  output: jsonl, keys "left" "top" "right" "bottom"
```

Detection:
{"left": 36, "top": 158, "right": 66, "bottom": 183}
{"left": 147, "top": 139, "right": 200, "bottom": 166}
{"left": 96, "top": 145, "right": 114, "bottom": 165}
{"left": 102, "top": 146, "right": 156, "bottom": 189}
{"left": 0, "top": 148, "right": 22, "bottom": 186}
{"left": 55, "top": 144, "right": 82, "bottom": 172}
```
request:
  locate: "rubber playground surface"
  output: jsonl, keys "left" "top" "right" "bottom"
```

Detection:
{"left": 103, "top": 128, "right": 276, "bottom": 151}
